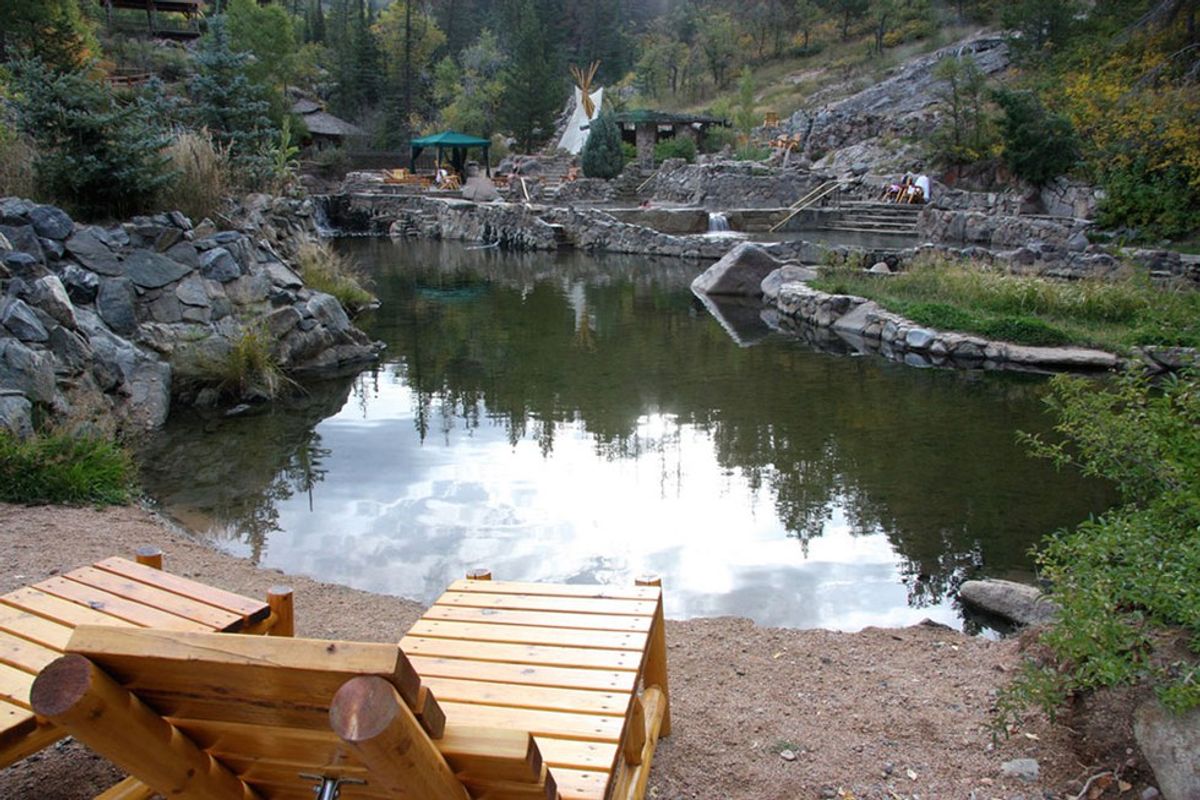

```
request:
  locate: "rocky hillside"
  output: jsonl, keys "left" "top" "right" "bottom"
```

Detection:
{"left": 0, "top": 196, "right": 379, "bottom": 438}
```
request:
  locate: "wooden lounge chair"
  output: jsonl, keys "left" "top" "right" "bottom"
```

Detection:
{"left": 0, "top": 549, "right": 293, "bottom": 798}
{"left": 29, "top": 573, "right": 670, "bottom": 800}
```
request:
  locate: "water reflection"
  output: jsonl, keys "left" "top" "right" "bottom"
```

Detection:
{"left": 139, "top": 240, "right": 1114, "bottom": 630}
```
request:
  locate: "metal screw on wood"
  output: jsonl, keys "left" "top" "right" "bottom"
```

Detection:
{"left": 300, "top": 773, "right": 367, "bottom": 799}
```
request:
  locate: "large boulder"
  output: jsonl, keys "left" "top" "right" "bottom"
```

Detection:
{"left": 0, "top": 338, "right": 56, "bottom": 404}
{"left": 959, "top": 579, "right": 1059, "bottom": 627}
{"left": 691, "top": 242, "right": 785, "bottom": 297}
{"left": 65, "top": 227, "right": 122, "bottom": 276}
{"left": 28, "top": 205, "right": 75, "bottom": 241}
{"left": 0, "top": 390, "right": 33, "bottom": 439}
{"left": 761, "top": 265, "right": 819, "bottom": 302}
{"left": 96, "top": 277, "right": 138, "bottom": 336}
{"left": 1, "top": 298, "right": 50, "bottom": 343}
{"left": 1134, "top": 699, "right": 1200, "bottom": 800}
{"left": 123, "top": 250, "right": 192, "bottom": 289}
{"left": 28, "top": 275, "right": 77, "bottom": 329}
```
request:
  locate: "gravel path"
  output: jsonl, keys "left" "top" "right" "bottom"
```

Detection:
{"left": 0, "top": 503, "right": 1130, "bottom": 799}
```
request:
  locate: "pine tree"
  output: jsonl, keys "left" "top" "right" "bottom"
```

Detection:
{"left": 500, "top": 0, "right": 565, "bottom": 152}
{"left": 581, "top": 110, "right": 624, "bottom": 179}
{"left": 0, "top": 0, "right": 98, "bottom": 71}
{"left": 189, "top": 15, "right": 273, "bottom": 180}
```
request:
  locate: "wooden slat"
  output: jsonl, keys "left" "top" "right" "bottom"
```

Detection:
{"left": 0, "top": 588, "right": 142, "bottom": 629}
{"left": 62, "top": 567, "right": 245, "bottom": 631}
{"left": 533, "top": 739, "right": 619, "bottom": 772}
{"left": 409, "top": 621, "right": 648, "bottom": 652}
{"left": 0, "top": 632, "right": 62, "bottom": 674}
{"left": 438, "top": 702, "right": 624, "bottom": 742}
{"left": 0, "top": 604, "right": 76, "bottom": 650}
{"left": 33, "top": 578, "right": 210, "bottom": 631}
{"left": 547, "top": 767, "right": 609, "bottom": 800}
{"left": 240, "top": 776, "right": 394, "bottom": 800}
{"left": 0, "top": 715, "right": 59, "bottom": 770}
{"left": 172, "top": 717, "right": 354, "bottom": 766}
{"left": 448, "top": 580, "right": 659, "bottom": 601}
{"left": 0, "top": 662, "right": 35, "bottom": 708}
{"left": 67, "top": 628, "right": 421, "bottom": 716}
{"left": 423, "top": 676, "right": 630, "bottom": 716}
{"left": 433, "top": 592, "right": 657, "bottom": 618}
{"left": 93, "top": 557, "right": 269, "bottom": 621}
{"left": 438, "top": 725, "right": 544, "bottom": 784}
{"left": 423, "top": 606, "right": 652, "bottom": 633}
{"left": 400, "top": 637, "right": 642, "bottom": 672}
{"left": 0, "top": 699, "right": 35, "bottom": 741}
{"left": 409, "top": 656, "right": 636, "bottom": 693}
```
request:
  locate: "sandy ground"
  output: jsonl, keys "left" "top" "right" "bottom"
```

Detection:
{"left": 0, "top": 503, "right": 1149, "bottom": 800}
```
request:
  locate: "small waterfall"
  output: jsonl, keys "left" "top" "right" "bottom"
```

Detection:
{"left": 708, "top": 212, "right": 731, "bottom": 233}
{"left": 312, "top": 195, "right": 339, "bottom": 238}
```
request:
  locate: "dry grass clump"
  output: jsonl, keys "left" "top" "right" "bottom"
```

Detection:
{"left": 295, "top": 242, "right": 376, "bottom": 315}
{"left": 159, "top": 129, "right": 230, "bottom": 223}
{"left": 0, "top": 133, "right": 38, "bottom": 200}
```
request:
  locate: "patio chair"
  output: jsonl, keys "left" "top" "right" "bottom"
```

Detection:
{"left": 30, "top": 573, "right": 670, "bottom": 800}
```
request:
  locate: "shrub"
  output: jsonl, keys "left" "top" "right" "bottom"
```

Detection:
{"left": 0, "top": 430, "right": 135, "bottom": 506}
{"left": 993, "top": 88, "right": 1080, "bottom": 187}
{"left": 1096, "top": 159, "right": 1200, "bottom": 242}
{"left": 176, "top": 326, "right": 293, "bottom": 401}
{"left": 654, "top": 137, "right": 696, "bottom": 164}
{"left": 620, "top": 141, "right": 638, "bottom": 163}
{"left": 296, "top": 242, "right": 375, "bottom": 314}
{"left": 997, "top": 371, "right": 1200, "bottom": 725}
{"left": 9, "top": 59, "right": 175, "bottom": 220}
{"left": 159, "top": 130, "right": 230, "bottom": 223}
{"left": 703, "top": 126, "right": 738, "bottom": 153}
{"left": 312, "top": 147, "right": 351, "bottom": 180}
{"left": 581, "top": 110, "right": 624, "bottom": 179}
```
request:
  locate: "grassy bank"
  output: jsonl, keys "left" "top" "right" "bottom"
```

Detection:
{"left": 0, "top": 431, "right": 135, "bottom": 506}
{"left": 810, "top": 258, "right": 1200, "bottom": 352}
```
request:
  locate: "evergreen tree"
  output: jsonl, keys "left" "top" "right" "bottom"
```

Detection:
{"left": 10, "top": 60, "right": 174, "bottom": 219}
{"left": 0, "top": 0, "right": 98, "bottom": 71}
{"left": 189, "top": 15, "right": 273, "bottom": 180}
{"left": 581, "top": 110, "right": 624, "bottom": 178}
{"left": 500, "top": 0, "right": 565, "bottom": 152}
{"left": 1002, "top": 0, "right": 1078, "bottom": 59}
{"left": 993, "top": 88, "right": 1079, "bottom": 186}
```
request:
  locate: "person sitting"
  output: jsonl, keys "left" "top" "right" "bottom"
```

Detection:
{"left": 913, "top": 174, "right": 932, "bottom": 204}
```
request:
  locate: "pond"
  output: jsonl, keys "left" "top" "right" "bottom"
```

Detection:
{"left": 138, "top": 239, "right": 1115, "bottom": 632}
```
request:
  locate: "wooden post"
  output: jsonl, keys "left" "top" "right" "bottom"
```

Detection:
{"left": 31, "top": 655, "right": 258, "bottom": 800}
{"left": 330, "top": 676, "right": 468, "bottom": 800}
{"left": 266, "top": 585, "right": 294, "bottom": 637}
{"left": 466, "top": 568, "right": 492, "bottom": 581}
{"left": 635, "top": 575, "right": 670, "bottom": 736}
{"left": 134, "top": 547, "right": 163, "bottom": 570}
{"left": 622, "top": 695, "right": 646, "bottom": 766}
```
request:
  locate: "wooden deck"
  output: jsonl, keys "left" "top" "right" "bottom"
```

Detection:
{"left": 0, "top": 556, "right": 276, "bottom": 768}
{"left": 403, "top": 578, "right": 667, "bottom": 800}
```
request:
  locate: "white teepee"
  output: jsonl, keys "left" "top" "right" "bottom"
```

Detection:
{"left": 558, "top": 62, "right": 603, "bottom": 155}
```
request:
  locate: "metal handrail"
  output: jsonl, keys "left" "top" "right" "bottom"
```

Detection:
{"left": 769, "top": 180, "right": 846, "bottom": 232}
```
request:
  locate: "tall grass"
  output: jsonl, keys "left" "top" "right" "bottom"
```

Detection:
{"left": 159, "top": 130, "right": 230, "bottom": 223}
{"left": 0, "top": 133, "right": 38, "bottom": 200}
{"left": 175, "top": 327, "right": 295, "bottom": 402}
{"left": 296, "top": 242, "right": 376, "bottom": 315}
{"left": 0, "top": 430, "right": 135, "bottom": 506}
{"left": 812, "top": 257, "right": 1200, "bottom": 352}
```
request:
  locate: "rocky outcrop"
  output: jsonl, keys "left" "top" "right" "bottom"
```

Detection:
{"left": 1134, "top": 699, "right": 1200, "bottom": 800}
{"left": 0, "top": 197, "right": 379, "bottom": 434}
{"left": 648, "top": 160, "right": 832, "bottom": 209}
{"left": 769, "top": 275, "right": 1121, "bottom": 372}
{"left": 691, "top": 243, "right": 785, "bottom": 296}
{"left": 918, "top": 207, "right": 1092, "bottom": 251}
{"left": 958, "top": 579, "right": 1060, "bottom": 627}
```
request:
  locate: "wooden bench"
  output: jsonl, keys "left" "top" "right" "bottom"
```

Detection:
{"left": 28, "top": 572, "right": 670, "bottom": 800}
{"left": 0, "top": 550, "right": 292, "bottom": 795}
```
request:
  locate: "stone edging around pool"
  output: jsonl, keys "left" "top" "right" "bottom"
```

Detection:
{"left": 765, "top": 278, "right": 1126, "bottom": 372}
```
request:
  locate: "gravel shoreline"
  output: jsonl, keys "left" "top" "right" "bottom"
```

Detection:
{"left": 0, "top": 502, "right": 1123, "bottom": 799}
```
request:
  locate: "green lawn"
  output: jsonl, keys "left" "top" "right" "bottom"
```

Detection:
{"left": 809, "top": 258, "right": 1200, "bottom": 353}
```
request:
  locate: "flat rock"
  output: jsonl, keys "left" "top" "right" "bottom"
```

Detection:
{"left": 29, "top": 205, "right": 74, "bottom": 240}
{"left": 66, "top": 228, "right": 122, "bottom": 276}
{"left": 123, "top": 250, "right": 192, "bottom": 289}
{"left": 1000, "top": 758, "right": 1039, "bottom": 783}
{"left": 0, "top": 224, "right": 45, "bottom": 263}
{"left": 761, "top": 265, "right": 819, "bottom": 301}
{"left": 959, "top": 579, "right": 1058, "bottom": 626}
{"left": 1, "top": 298, "right": 49, "bottom": 343}
{"left": 1001, "top": 344, "right": 1120, "bottom": 370}
{"left": 175, "top": 275, "right": 211, "bottom": 308}
{"left": 265, "top": 261, "right": 304, "bottom": 290}
{"left": 96, "top": 278, "right": 138, "bottom": 336}
{"left": 29, "top": 275, "right": 77, "bottom": 329}
{"left": 199, "top": 247, "right": 242, "bottom": 283}
{"left": 691, "top": 242, "right": 784, "bottom": 297}
{"left": 0, "top": 391, "right": 33, "bottom": 438}
{"left": 1134, "top": 699, "right": 1200, "bottom": 800}
{"left": 0, "top": 338, "right": 55, "bottom": 403}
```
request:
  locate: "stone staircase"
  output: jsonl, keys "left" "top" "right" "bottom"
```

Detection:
{"left": 823, "top": 201, "right": 922, "bottom": 235}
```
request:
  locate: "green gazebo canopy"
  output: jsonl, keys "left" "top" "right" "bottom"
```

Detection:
{"left": 410, "top": 131, "right": 491, "bottom": 175}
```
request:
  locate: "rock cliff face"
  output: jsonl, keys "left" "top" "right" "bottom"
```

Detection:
{"left": 0, "top": 197, "right": 379, "bottom": 437}
{"left": 647, "top": 160, "right": 833, "bottom": 209}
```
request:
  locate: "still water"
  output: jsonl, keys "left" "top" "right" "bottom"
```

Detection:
{"left": 138, "top": 239, "right": 1114, "bottom": 631}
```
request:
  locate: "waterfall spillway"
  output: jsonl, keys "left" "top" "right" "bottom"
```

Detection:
{"left": 707, "top": 212, "right": 730, "bottom": 233}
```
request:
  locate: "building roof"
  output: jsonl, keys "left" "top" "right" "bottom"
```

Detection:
{"left": 612, "top": 110, "right": 727, "bottom": 126}
{"left": 291, "top": 98, "right": 322, "bottom": 115}
{"left": 302, "top": 111, "right": 366, "bottom": 139}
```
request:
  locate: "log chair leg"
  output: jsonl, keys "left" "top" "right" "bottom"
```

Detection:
{"left": 31, "top": 655, "right": 258, "bottom": 800}
{"left": 134, "top": 547, "right": 163, "bottom": 570}
{"left": 94, "top": 776, "right": 157, "bottom": 800}
{"left": 635, "top": 576, "right": 671, "bottom": 736}
{"left": 267, "top": 585, "right": 294, "bottom": 637}
{"left": 330, "top": 676, "right": 468, "bottom": 800}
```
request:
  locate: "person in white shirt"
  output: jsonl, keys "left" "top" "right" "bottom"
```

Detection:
{"left": 914, "top": 174, "right": 932, "bottom": 203}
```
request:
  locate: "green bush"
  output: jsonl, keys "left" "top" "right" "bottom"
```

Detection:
{"left": 0, "top": 431, "right": 135, "bottom": 506}
{"left": 1097, "top": 159, "right": 1200, "bottom": 242}
{"left": 654, "top": 137, "right": 696, "bottom": 164}
{"left": 620, "top": 141, "right": 638, "bottom": 163}
{"left": 581, "top": 110, "right": 624, "bottom": 180}
{"left": 998, "top": 371, "right": 1200, "bottom": 724}
{"left": 993, "top": 88, "right": 1080, "bottom": 187}
{"left": 703, "top": 126, "right": 738, "bottom": 154}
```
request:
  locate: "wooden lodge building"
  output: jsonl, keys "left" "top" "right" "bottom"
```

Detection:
{"left": 99, "top": 0, "right": 273, "bottom": 40}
